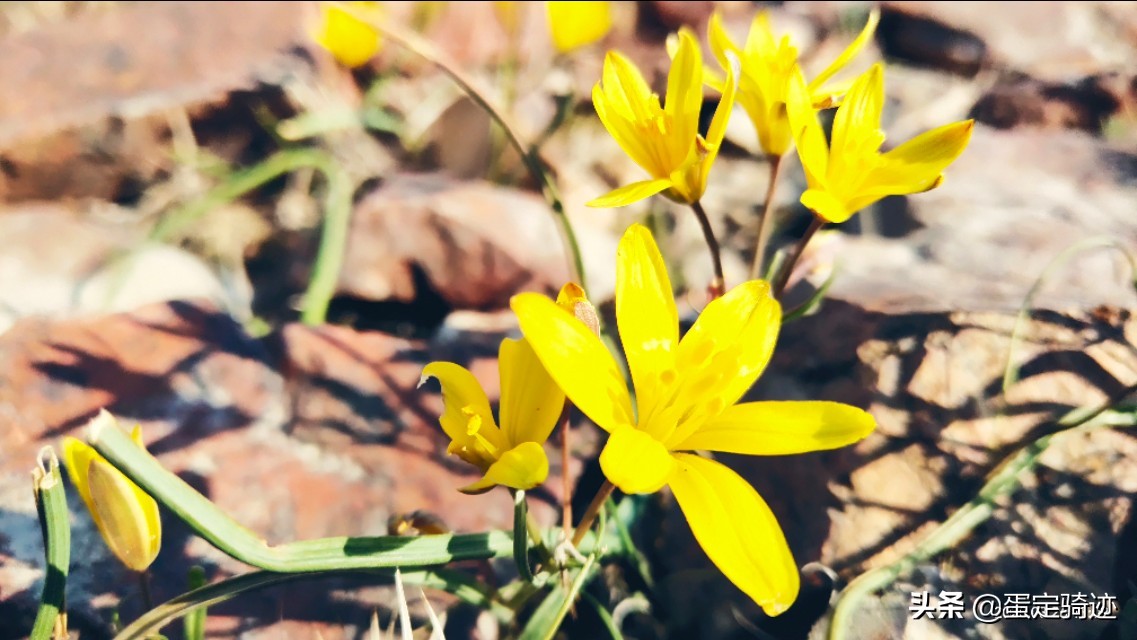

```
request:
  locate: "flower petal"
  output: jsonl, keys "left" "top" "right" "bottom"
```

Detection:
{"left": 660, "top": 281, "right": 781, "bottom": 445}
{"left": 667, "top": 454, "right": 799, "bottom": 616}
{"left": 829, "top": 64, "right": 884, "bottom": 165}
{"left": 599, "top": 427, "right": 676, "bottom": 494}
{"left": 665, "top": 30, "right": 703, "bottom": 151}
{"left": 616, "top": 224, "right": 679, "bottom": 427}
{"left": 420, "top": 362, "right": 504, "bottom": 463}
{"left": 703, "top": 45, "right": 739, "bottom": 170}
{"left": 786, "top": 69, "right": 828, "bottom": 190}
{"left": 313, "top": 2, "right": 383, "bottom": 68}
{"left": 547, "top": 1, "right": 611, "bottom": 54}
{"left": 800, "top": 188, "right": 852, "bottom": 224}
{"left": 498, "top": 337, "right": 565, "bottom": 449}
{"left": 459, "top": 441, "right": 549, "bottom": 494}
{"left": 512, "top": 293, "right": 635, "bottom": 432}
{"left": 867, "top": 119, "right": 974, "bottom": 195}
{"left": 587, "top": 178, "right": 673, "bottom": 208}
{"left": 675, "top": 400, "right": 876, "bottom": 454}
{"left": 808, "top": 7, "right": 879, "bottom": 93}
{"left": 88, "top": 457, "right": 161, "bottom": 571}
{"left": 62, "top": 435, "right": 100, "bottom": 528}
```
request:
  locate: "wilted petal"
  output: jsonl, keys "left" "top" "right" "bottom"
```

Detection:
{"left": 547, "top": 1, "right": 611, "bottom": 53}
{"left": 675, "top": 400, "right": 876, "bottom": 455}
{"left": 599, "top": 427, "right": 676, "bottom": 494}
{"left": 459, "top": 442, "right": 549, "bottom": 494}
{"left": 587, "top": 178, "right": 673, "bottom": 208}
{"left": 498, "top": 338, "right": 565, "bottom": 449}
{"left": 512, "top": 293, "right": 635, "bottom": 432}
{"left": 668, "top": 454, "right": 799, "bottom": 616}
{"left": 616, "top": 224, "right": 679, "bottom": 427}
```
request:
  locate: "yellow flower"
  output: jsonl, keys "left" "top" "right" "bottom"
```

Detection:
{"left": 313, "top": 1, "right": 383, "bottom": 68}
{"left": 421, "top": 333, "right": 567, "bottom": 494}
{"left": 62, "top": 411, "right": 161, "bottom": 572}
{"left": 547, "top": 2, "right": 612, "bottom": 53}
{"left": 511, "top": 224, "right": 876, "bottom": 615}
{"left": 787, "top": 63, "right": 974, "bottom": 224}
{"left": 705, "top": 9, "right": 879, "bottom": 157}
{"left": 588, "top": 29, "right": 737, "bottom": 208}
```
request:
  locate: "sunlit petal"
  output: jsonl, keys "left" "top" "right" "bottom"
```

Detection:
{"left": 616, "top": 224, "right": 679, "bottom": 424}
{"left": 665, "top": 30, "right": 703, "bottom": 148}
{"left": 675, "top": 401, "right": 876, "bottom": 454}
{"left": 600, "top": 427, "right": 676, "bottom": 494}
{"left": 420, "top": 362, "right": 504, "bottom": 459}
{"left": 800, "top": 188, "right": 853, "bottom": 224}
{"left": 88, "top": 457, "right": 161, "bottom": 571}
{"left": 808, "top": 7, "right": 880, "bottom": 92}
{"left": 868, "top": 120, "right": 975, "bottom": 194}
{"left": 512, "top": 293, "right": 635, "bottom": 432}
{"left": 668, "top": 281, "right": 781, "bottom": 429}
{"left": 829, "top": 64, "right": 884, "bottom": 163}
{"left": 668, "top": 454, "right": 799, "bottom": 616}
{"left": 786, "top": 69, "right": 828, "bottom": 189}
{"left": 587, "top": 178, "right": 673, "bottom": 208}
{"left": 498, "top": 338, "right": 565, "bottom": 449}
{"left": 312, "top": 1, "right": 383, "bottom": 68}
{"left": 547, "top": 1, "right": 611, "bottom": 54}
{"left": 62, "top": 436, "right": 100, "bottom": 529}
{"left": 459, "top": 442, "right": 549, "bottom": 494}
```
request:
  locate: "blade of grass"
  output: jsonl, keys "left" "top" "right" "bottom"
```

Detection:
{"left": 30, "top": 447, "right": 70, "bottom": 640}
{"left": 517, "top": 554, "right": 598, "bottom": 640}
{"left": 183, "top": 566, "right": 207, "bottom": 640}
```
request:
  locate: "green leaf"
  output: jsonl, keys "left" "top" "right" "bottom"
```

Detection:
{"left": 30, "top": 447, "right": 70, "bottom": 640}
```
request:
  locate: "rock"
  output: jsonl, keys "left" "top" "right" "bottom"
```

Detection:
{"left": 0, "top": 1, "right": 317, "bottom": 203}
{"left": 0, "top": 203, "right": 234, "bottom": 334}
{"left": 970, "top": 73, "right": 1128, "bottom": 134}
{"left": 815, "top": 127, "right": 1137, "bottom": 313}
{"left": 876, "top": 5, "right": 987, "bottom": 77}
{"left": 338, "top": 174, "right": 574, "bottom": 310}
{"left": 0, "top": 301, "right": 570, "bottom": 638}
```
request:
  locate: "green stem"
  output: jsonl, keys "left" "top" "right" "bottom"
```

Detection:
{"left": 30, "top": 447, "right": 70, "bottom": 640}
{"left": 86, "top": 423, "right": 516, "bottom": 571}
{"left": 772, "top": 216, "right": 824, "bottom": 299}
{"left": 147, "top": 147, "right": 353, "bottom": 326}
{"left": 826, "top": 394, "right": 1137, "bottom": 639}
{"left": 750, "top": 154, "right": 784, "bottom": 281}
{"left": 183, "top": 566, "right": 207, "bottom": 640}
{"left": 514, "top": 490, "right": 535, "bottom": 582}
{"left": 138, "top": 571, "right": 153, "bottom": 612}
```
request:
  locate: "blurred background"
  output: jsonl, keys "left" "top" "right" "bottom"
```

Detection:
{"left": 1, "top": 1, "right": 1137, "bottom": 638}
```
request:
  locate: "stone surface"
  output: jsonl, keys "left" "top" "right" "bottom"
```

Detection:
{"left": 0, "top": 301, "right": 569, "bottom": 638}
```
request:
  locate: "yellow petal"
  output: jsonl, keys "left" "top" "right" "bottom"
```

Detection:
{"left": 665, "top": 30, "right": 703, "bottom": 147}
{"left": 662, "top": 281, "right": 781, "bottom": 446}
{"left": 868, "top": 119, "right": 974, "bottom": 195}
{"left": 808, "top": 7, "right": 880, "bottom": 93}
{"left": 667, "top": 454, "right": 799, "bottom": 616}
{"left": 88, "top": 457, "right": 161, "bottom": 571}
{"left": 603, "top": 51, "right": 654, "bottom": 121}
{"left": 592, "top": 84, "right": 663, "bottom": 174}
{"left": 512, "top": 293, "right": 635, "bottom": 432}
{"left": 800, "top": 188, "right": 853, "bottom": 224}
{"left": 616, "top": 224, "right": 678, "bottom": 427}
{"left": 587, "top": 178, "right": 673, "bottom": 208}
{"left": 547, "top": 1, "right": 612, "bottom": 53}
{"left": 498, "top": 338, "right": 564, "bottom": 449}
{"left": 420, "top": 362, "right": 505, "bottom": 463}
{"left": 599, "top": 427, "right": 676, "bottom": 494}
{"left": 313, "top": 2, "right": 383, "bottom": 68}
{"left": 703, "top": 46, "right": 738, "bottom": 169}
{"left": 786, "top": 68, "right": 828, "bottom": 190}
{"left": 706, "top": 12, "right": 737, "bottom": 74}
{"left": 62, "top": 436, "right": 100, "bottom": 528}
{"left": 459, "top": 441, "right": 549, "bottom": 494}
{"left": 675, "top": 400, "right": 876, "bottom": 454}
{"left": 829, "top": 64, "right": 884, "bottom": 163}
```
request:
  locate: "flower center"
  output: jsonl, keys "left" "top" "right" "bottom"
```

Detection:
{"left": 462, "top": 406, "right": 499, "bottom": 459}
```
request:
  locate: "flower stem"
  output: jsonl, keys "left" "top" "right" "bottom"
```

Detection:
{"left": 559, "top": 401, "right": 574, "bottom": 543}
{"left": 571, "top": 481, "right": 615, "bottom": 547}
{"left": 750, "top": 154, "right": 784, "bottom": 281}
{"left": 689, "top": 200, "right": 725, "bottom": 298}
{"left": 772, "top": 216, "right": 824, "bottom": 299}
{"left": 138, "top": 570, "right": 154, "bottom": 611}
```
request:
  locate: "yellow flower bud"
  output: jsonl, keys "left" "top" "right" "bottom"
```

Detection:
{"left": 62, "top": 411, "right": 161, "bottom": 572}
{"left": 312, "top": 1, "right": 383, "bottom": 68}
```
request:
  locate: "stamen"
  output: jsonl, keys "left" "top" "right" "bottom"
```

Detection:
{"left": 462, "top": 406, "right": 498, "bottom": 458}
